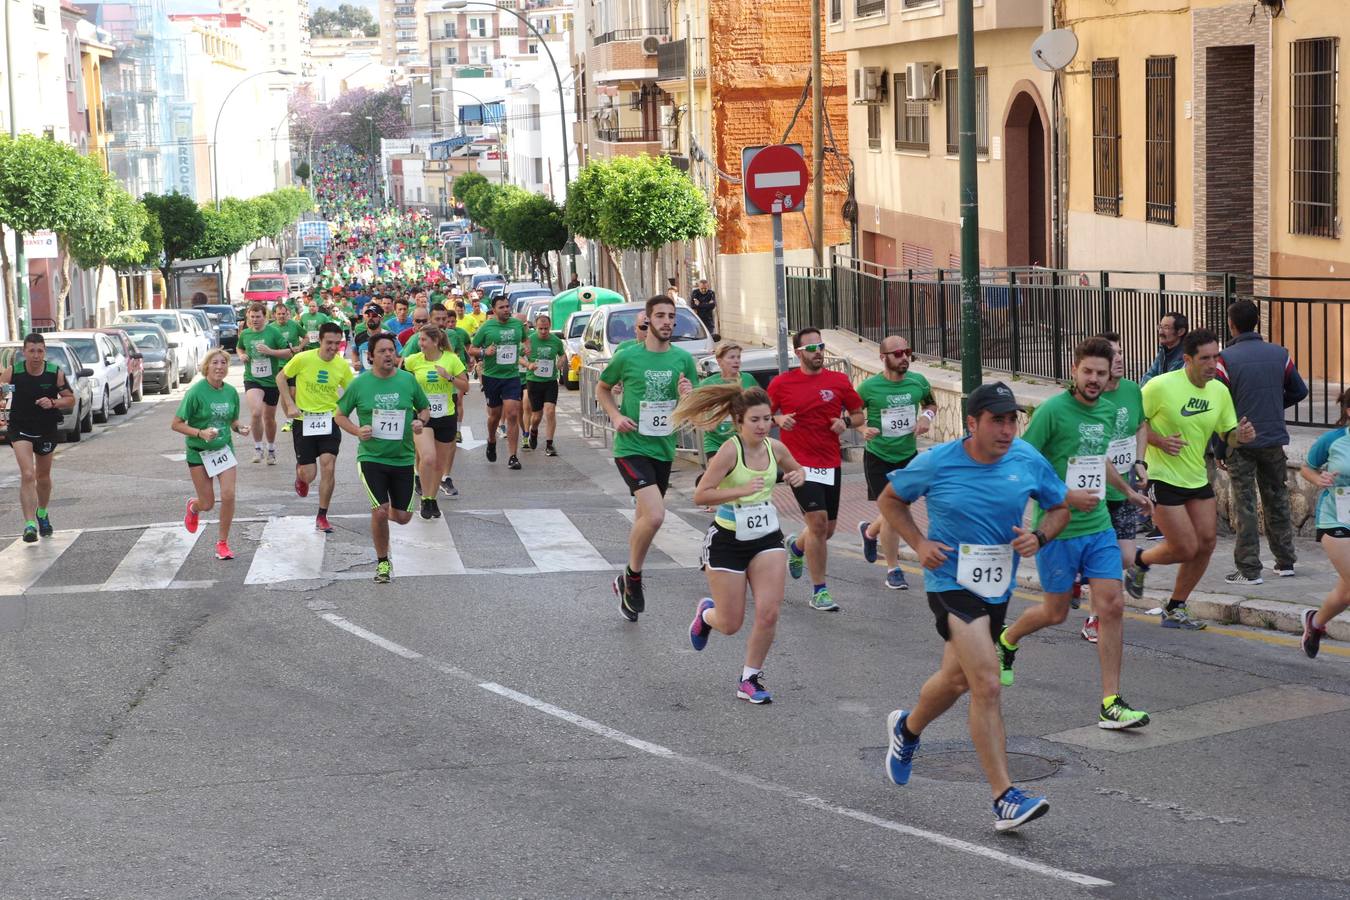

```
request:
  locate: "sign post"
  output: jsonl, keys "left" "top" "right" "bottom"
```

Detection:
{"left": 742, "top": 143, "right": 810, "bottom": 374}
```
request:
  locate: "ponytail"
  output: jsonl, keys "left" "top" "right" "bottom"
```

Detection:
{"left": 674, "top": 384, "right": 772, "bottom": 431}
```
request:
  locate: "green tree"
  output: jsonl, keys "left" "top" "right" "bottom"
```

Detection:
{"left": 69, "top": 181, "right": 150, "bottom": 312}
{"left": 294, "top": 160, "right": 311, "bottom": 184}
{"left": 496, "top": 192, "right": 567, "bottom": 288}
{"left": 142, "top": 191, "right": 206, "bottom": 305}
{"left": 461, "top": 181, "right": 502, "bottom": 232}
{"left": 0, "top": 134, "right": 108, "bottom": 332}
{"left": 452, "top": 172, "right": 488, "bottom": 203}
{"left": 565, "top": 156, "right": 711, "bottom": 299}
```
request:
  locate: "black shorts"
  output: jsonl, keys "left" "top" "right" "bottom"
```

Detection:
{"left": 1318, "top": 527, "right": 1350, "bottom": 542}
{"left": 292, "top": 420, "right": 342, "bottom": 465}
{"left": 615, "top": 455, "right": 672, "bottom": 496}
{"left": 527, "top": 379, "right": 559, "bottom": 408}
{"left": 791, "top": 466, "right": 842, "bottom": 519}
{"left": 10, "top": 430, "right": 59, "bottom": 456}
{"left": 700, "top": 523, "right": 786, "bottom": 573}
{"left": 864, "top": 449, "right": 913, "bottom": 501}
{"left": 243, "top": 382, "right": 280, "bottom": 407}
{"left": 358, "top": 460, "right": 416, "bottom": 510}
{"left": 1149, "top": 479, "right": 1215, "bottom": 507}
{"left": 483, "top": 374, "right": 522, "bottom": 408}
{"left": 928, "top": 590, "right": 1008, "bottom": 644}
{"left": 428, "top": 413, "right": 458, "bottom": 444}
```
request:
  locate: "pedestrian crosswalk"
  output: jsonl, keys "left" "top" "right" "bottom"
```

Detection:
{"left": 0, "top": 508, "right": 710, "bottom": 596}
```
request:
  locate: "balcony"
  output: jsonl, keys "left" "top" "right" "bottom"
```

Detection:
{"left": 826, "top": 0, "right": 1043, "bottom": 52}
{"left": 587, "top": 29, "right": 666, "bottom": 84}
{"left": 395, "top": 5, "right": 415, "bottom": 14}
{"left": 591, "top": 125, "right": 662, "bottom": 160}
{"left": 655, "top": 37, "right": 706, "bottom": 82}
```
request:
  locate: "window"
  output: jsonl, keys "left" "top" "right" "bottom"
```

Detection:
{"left": 1145, "top": 56, "right": 1176, "bottom": 225}
{"left": 533, "top": 157, "right": 544, "bottom": 182}
{"left": 856, "top": 0, "right": 885, "bottom": 17}
{"left": 445, "top": 49, "right": 458, "bottom": 64}
{"left": 893, "top": 73, "right": 929, "bottom": 151}
{"left": 943, "top": 68, "right": 988, "bottom": 155}
{"left": 443, "top": 23, "right": 456, "bottom": 37}
{"left": 829, "top": 0, "right": 841, "bottom": 23}
{"left": 1291, "top": 37, "right": 1339, "bottom": 237}
{"left": 468, "top": 16, "right": 488, "bottom": 36}
{"left": 1092, "top": 58, "right": 1121, "bottom": 216}
{"left": 867, "top": 103, "right": 881, "bottom": 150}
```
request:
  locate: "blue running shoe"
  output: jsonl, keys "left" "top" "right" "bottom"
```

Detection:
{"left": 885, "top": 709, "right": 919, "bottom": 785}
{"left": 690, "top": 597, "right": 715, "bottom": 651}
{"left": 885, "top": 567, "right": 908, "bottom": 590}
{"left": 786, "top": 533, "right": 804, "bottom": 580}
{"left": 737, "top": 672, "right": 772, "bottom": 704}
{"left": 859, "top": 520, "right": 878, "bottom": 564}
{"left": 993, "top": 787, "right": 1050, "bottom": 832}
{"left": 36, "top": 515, "right": 53, "bottom": 538}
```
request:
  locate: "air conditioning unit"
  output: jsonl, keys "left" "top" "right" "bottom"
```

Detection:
{"left": 905, "top": 62, "right": 939, "bottom": 101}
{"left": 641, "top": 35, "right": 662, "bottom": 55}
{"left": 862, "top": 66, "right": 888, "bottom": 104}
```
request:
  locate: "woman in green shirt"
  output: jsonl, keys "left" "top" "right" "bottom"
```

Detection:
{"left": 171, "top": 350, "right": 249, "bottom": 560}
{"left": 700, "top": 344, "right": 758, "bottom": 457}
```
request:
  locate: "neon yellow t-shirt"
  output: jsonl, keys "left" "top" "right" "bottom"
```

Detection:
{"left": 281, "top": 348, "right": 354, "bottom": 414}
{"left": 1141, "top": 369, "right": 1238, "bottom": 489}
{"left": 403, "top": 351, "right": 467, "bottom": 416}
{"left": 459, "top": 313, "right": 483, "bottom": 336}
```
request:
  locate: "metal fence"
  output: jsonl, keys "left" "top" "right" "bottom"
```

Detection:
{"left": 786, "top": 262, "right": 1348, "bottom": 428}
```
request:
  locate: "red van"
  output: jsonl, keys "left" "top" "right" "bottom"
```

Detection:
{"left": 242, "top": 273, "right": 289, "bottom": 305}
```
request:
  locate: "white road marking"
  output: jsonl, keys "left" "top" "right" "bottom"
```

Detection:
{"left": 245, "top": 516, "right": 326, "bottom": 584}
{"left": 503, "top": 508, "right": 610, "bottom": 572}
{"left": 1044, "top": 683, "right": 1350, "bottom": 752}
{"left": 101, "top": 526, "right": 202, "bottom": 592}
{"left": 388, "top": 515, "right": 466, "bottom": 577}
{"left": 320, "top": 614, "right": 1112, "bottom": 889}
{"left": 457, "top": 425, "right": 487, "bottom": 451}
{"left": 618, "top": 508, "right": 705, "bottom": 568}
{"left": 0, "top": 530, "right": 81, "bottom": 596}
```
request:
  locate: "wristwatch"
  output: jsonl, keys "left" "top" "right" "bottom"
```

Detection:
{"left": 1033, "top": 529, "right": 1049, "bottom": 548}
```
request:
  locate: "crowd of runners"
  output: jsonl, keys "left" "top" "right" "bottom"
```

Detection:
{"left": 4, "top": 150, "right": 1350, "bottom": 835}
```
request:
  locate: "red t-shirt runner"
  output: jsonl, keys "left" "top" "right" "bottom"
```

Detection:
{"left": 766, "top": 368, "right": 863, "bottom": 468}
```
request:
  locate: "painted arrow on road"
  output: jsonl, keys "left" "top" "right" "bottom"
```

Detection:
{"left": 457, "top": 426, "right": 487, "bottom": 451}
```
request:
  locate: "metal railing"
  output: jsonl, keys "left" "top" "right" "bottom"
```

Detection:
{"left": 594, "top": 126, "right": 661, "bottom": 143}
{"left": 785, "top": 262, "right": 1349, "bottom": 428}
{"left": 593, "top": 27, "right": 667, "bottom": 46}
{"left": 656, "top": 37, "right": 707, "bottom": 81}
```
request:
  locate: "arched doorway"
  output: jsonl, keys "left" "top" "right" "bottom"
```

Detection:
{"left": 1003, "top": 88, "right": 1049, "bottom": 268}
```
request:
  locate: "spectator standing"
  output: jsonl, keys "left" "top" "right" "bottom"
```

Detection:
{"left": 1215, "top": 299, "right": 1309, "bottom": 584}
{"left": 690, "top": 278, "right": 718, "bottom": 336}
{"left": 1140, "top": 312, "right": 1188, "bottom": 385}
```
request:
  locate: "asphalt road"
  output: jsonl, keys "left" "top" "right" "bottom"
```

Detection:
{"left": 1, "top": 361, "right": 1348, "bottom": 899}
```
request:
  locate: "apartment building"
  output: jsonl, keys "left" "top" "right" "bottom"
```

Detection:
{"left": 220, "top": 0, "right": 312, "bottom": 78}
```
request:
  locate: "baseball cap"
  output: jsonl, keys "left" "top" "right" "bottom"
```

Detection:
{"left": 966, "top": 381, "right": 1020, "bottom": 416}
{"left": 363, "top": 303, "right": 383, "bottom": 314}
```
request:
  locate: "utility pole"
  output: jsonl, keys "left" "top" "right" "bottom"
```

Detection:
{"left": 5, "top": 0, "right": 29, "bottom": 337}
{"left": 957, "top": 0, "right": 981, "bottom": 402}
{"left": 810, "top": 0, "right": 824, "bottom": 268}
{"left": 684, "top": 0, "right": 696, "bottom": 288}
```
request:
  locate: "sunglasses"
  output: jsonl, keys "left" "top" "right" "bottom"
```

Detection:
{"left": 885, "top": 349, "right": 913, "bottom": 359}
{"left": 636, "top": 324, "right": 649, "bottom": 331}
{"left": 799, "top": 342, "right": 825, "bottom": 352}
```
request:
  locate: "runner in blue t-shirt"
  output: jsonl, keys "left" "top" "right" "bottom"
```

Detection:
{"left": 875, "top": 382, "right": 1070, "bottom": 833}
{"left": 1299, "top": 390, "right": 1350, "bottom": 659}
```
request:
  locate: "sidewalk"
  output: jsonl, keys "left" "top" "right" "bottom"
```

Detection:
{"left": 768, "top": 472, "right": 1350, "bottom": 643}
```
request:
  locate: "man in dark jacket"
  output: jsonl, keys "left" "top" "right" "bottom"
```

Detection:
{"left": 690, "top": 278, "right": 717, "bottom": 336}
{"left": 1140, "top": 312, "right": 1188, "bottom": 385}
{"left": 1216, "top": 299, "right": 1309, "bottom": 584}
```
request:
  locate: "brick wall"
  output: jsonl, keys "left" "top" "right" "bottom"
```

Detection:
{"left": 1193, "top": 4, "right": 1271, "bottom": 289}
{"left": 708, "top": 0, "right": 851, "bottom": 257}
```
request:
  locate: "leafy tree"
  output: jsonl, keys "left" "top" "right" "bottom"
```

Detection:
{"left": 452, "top": 172, "right": 488, "bottom": 203}
{"left": 70, "top": 182, "right": 149, "bottom": 314}
{"left": 142, "top": 191, "right": 206, "bottom": 304}
{"left": 496, "top": 192, "right": 567, "bottom": 290}
{"left": 310, "top": 3, "right": 376, "bottom": 37}
{"left": 461, "top": 181, "right": 502, "bottom": 231}
{"left": 294, "top": 161, "right": 311, "bottom": 184}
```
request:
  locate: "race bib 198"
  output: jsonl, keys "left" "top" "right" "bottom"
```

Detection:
{"left": 372, "top": 408, "right": 404, "bottom": 440}
{"left": 956, "top": 543, "right": 1013, "bottom": 598}
{"left": 202, "top": 444, "right": 237, "bottom": 478}
{"left": 638, "top": 399, "right": 676, "bottom": 436}
{"left": 1066, "top": 455, "right": 1106, "bottom": 498}
{"left": 495, "top": 343, "right": 518, "bottom": 365}
{"left": 427, "top": 393, "right": 448, "bottom": 418}
{"left": 734, "top": 502, "right": 779, "bottom": 541}
{"left": 880, "top": 404, "right": 916, "bottom": 438}
{"left": 302, "top": 412, "right": 332, "bottom": 436}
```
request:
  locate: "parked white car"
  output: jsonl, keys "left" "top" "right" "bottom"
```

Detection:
{"left": 47, "top": 330, "right": 130, "bottom": 423}
{"left": 116, "top": 310, "right": 200, "bottom": 383}
{"left": 457, "top": 256, "right": 492, "bottom": 285}
{"left": 578, "top": 302, "right": 714, "bottom": 369}
{"left": 284, "top": 257, "right": 314, "bottom": 290}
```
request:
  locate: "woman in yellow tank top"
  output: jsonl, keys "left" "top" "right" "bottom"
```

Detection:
{"left": 675, "top": 383, "right": 805, "bottom": 704}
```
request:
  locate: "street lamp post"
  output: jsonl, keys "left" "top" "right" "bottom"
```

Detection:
{"left": 440, "top": 0, "right": 575, "bottom": 273}
{"left": 212, "top": 69, "right": 295, "bottom": 211}
{"left": 441, "top": 86, "right": 505, "bottom": 185}
{"left": 4, "top": 0, "right": 29, "bottom": 335}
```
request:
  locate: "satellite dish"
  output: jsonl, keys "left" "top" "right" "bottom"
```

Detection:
{"left": 1031, "top": 29, "right": 1078, "bottom": 72}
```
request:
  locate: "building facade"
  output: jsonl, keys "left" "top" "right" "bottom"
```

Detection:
{"left": 219, "top": 0, "right": 312, "bottom": 78}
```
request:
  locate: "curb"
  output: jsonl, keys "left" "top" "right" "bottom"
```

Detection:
{"left": 886, "top": 545, "right": 1350, "bottom": 644}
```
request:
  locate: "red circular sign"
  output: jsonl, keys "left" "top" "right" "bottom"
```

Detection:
{"left": 744, "top": 145, "right": 810, "bottom": 213}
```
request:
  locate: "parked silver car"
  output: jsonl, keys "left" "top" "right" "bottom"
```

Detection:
{"left": 578, "top": 302, "right": 714, "bottom": 369}
{"left": 0, "top": 340, "right": 95, "bottom": 442}
{"left": 47, "top": 330, "right": 130, "bottom": 423}
{"left": 116, "top": 310, "right": 198, "bottom": 383}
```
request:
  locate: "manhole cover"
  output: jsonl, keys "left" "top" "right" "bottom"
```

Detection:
{"left": 858, "top": 746, "right": 1061, "bottom": 783}
{"left": 921, "top": 751, "right": 1061, "bottom": 783}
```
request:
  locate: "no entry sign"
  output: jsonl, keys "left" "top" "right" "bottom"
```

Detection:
{"left": 742, "top": 144, "right": 809, "bottom": 216}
